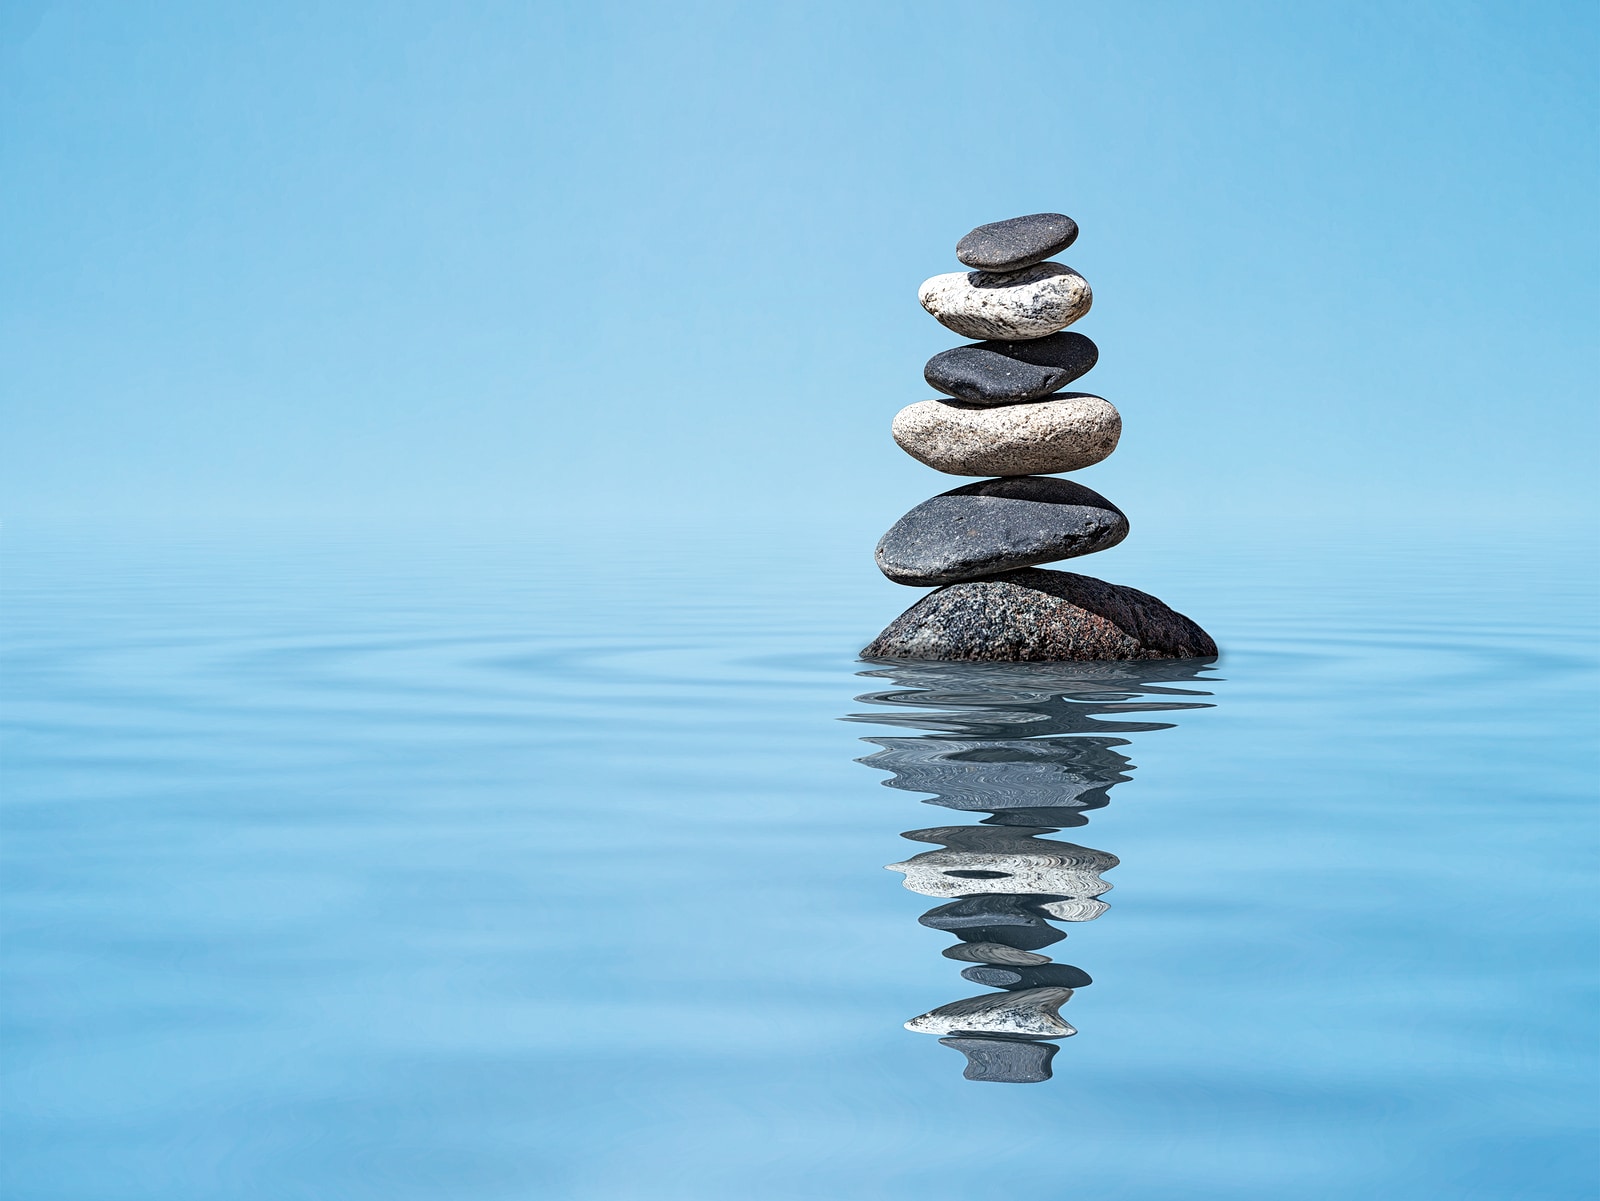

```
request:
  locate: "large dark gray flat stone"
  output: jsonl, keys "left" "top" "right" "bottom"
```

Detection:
{"left": 956, "top": 213, "right": 1079, "bottom": 272}
{"left": 876, "top": 477, "right": 1127, "bottom": 587}
{"left": 863, "top": 568, "right": 1217, "bottom": 662}
{"left": 924, "top": 331, "right": 1098, "bottom": 405}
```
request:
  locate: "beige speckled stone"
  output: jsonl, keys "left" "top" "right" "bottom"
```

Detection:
{"left": 891, "top": 393, "right": 1120, "bottom": 477}
{"left": 918, "top": 262, "right": 1091, "bottom": 340}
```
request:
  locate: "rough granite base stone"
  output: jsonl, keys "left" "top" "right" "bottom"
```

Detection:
{"left": 862, "top": 567, "right": 1216, "bottom": 662}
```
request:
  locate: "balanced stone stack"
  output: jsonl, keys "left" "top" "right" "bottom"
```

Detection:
{"left": 863, "top": 213, "right": 1216, "bottom": 661}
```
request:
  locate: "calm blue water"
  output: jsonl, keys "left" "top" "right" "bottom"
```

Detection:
{"left": 4, "top": 525, "right": 1596, "bottom": 1200}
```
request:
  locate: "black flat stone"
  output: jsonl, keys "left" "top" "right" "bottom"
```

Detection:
{"left": 981, "top": 806, "right": 1103, "bottom": 828}
{"left": 901, "top": 824, "right": 1058, "bottom": 850}
{"left": 924, "top": 332, "right": 1098, "bottom": 405}
{"left": 876, "top": 477, "right": 1127, "bottom": 588}
{"left": 919, "top": 895, "right": 1065, "bottom": 950}
{"left": 960, "top": 963, "right": 1093, "bottom": 990}
{"left": 956, "top": 213, "right": 1079, "bottom": 272}
{"left": 939, "top": 1036, "right": 1059, "bottom": 1083}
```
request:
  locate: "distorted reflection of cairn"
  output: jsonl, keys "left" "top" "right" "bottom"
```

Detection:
{"left": 864, "top": 212, "right": 1216, "bottom": 662}
{"left": 849, "top": 658, "right": 1218, "bottom": 1083}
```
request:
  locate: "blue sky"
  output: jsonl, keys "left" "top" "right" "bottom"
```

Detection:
{"left": 3, "top": 1, "right": 1596, "bottom": 534}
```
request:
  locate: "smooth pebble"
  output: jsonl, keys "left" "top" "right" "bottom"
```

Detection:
{"left": 956, "top": 213, "right": 1079, "bottom": 272}
{"left": 918, "top": 263, "right": 1091, "bottom": 341}
{"left": 875, "top": 475, "right": 1126, "bottom": 587}
{"left": 892, "top": 393, "right": 1120, "bottom": 477}
{"left": 924, "top": 331, "right": 1098, "bottom": 405}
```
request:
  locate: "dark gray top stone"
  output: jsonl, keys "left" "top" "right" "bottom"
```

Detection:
{"left": 876, "top": 477, "right": 1128, "bottom": 588}
{"left": 924, "top": 332, "right": 1098, "bottom": 405}
{"left": 863, "top": 568, "right": 1218, "bottom": 662}
{"left": 956, "top": 213, "right": 1079, "bottom": 272}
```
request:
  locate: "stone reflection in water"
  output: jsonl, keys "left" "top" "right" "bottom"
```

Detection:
{"left": 848, "top": 658, "right": 1218, "bottom": 1083}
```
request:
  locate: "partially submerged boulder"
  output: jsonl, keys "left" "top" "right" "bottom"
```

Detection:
{"left": 863, "top": 567, "right": 1216, "bottom": 662}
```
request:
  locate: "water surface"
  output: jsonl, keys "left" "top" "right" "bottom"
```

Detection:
{"left": 4, "top": 526, "right": 1595, "bottom": 1199}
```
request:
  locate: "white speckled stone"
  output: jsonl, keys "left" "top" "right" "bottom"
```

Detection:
{"left": 904, "top": 987, "right": 1077, "bottom": 1038}
{"left": 891, "top": 393, "right": 1121, "bottom": 477}
{"left": 918, "top": 263, "right": 1091, "bottom": 341}
{"left": 885, "top": 840, "right": 1118, "bottom": 900}
{"left": 1036, "top": 896, "right": 1110, "bottom": 922}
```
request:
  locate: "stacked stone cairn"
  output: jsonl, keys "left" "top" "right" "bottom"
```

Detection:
{"left": 863, "top": 213, "right": 1216, "bottom": 662}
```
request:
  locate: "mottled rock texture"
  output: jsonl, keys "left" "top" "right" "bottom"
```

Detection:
{"left": 941, "top": 942, "right": 1052, "bottom": 967}
{"left": 957, "top": 213, "right": 1079, "bottom": 272}
{"left": 924, "top": 331, "right": 1098, "bottom": 405}
{"left": 1034, "top": 895, "right": 1110, "bottom": 922}
{"left": 904, "top": 987, "right": 1076, "bottom": 1038}
{"left": 892, "top": 393, "right": 1120, "bottom": 477}
{"left": 862, "top": 568, "right": 1218, "bottom": 662}
{"left": 886, "top": 840, "right": 1118, "bottom": 901}
{"left": 939, "top": 1036, "right": 1059, "bottom": 1083}
{"left": 875, "top": 476, "right": 1126, "bottom": 587}
{"left": 919, "top": 263, "right": 1091, "bottom": 341}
